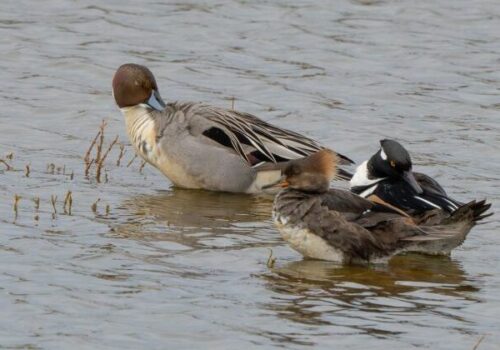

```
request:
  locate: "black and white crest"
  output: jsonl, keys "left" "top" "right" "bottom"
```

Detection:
{"left": 351, "top": 139, "right": 466, "bottom": 215}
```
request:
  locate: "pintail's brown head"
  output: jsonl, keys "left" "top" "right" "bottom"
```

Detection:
{"left": 265, "top": 149, "right": 339, "bottom": 193}
{"left": 112, "top": 63, "right": 166, "bottom": 110}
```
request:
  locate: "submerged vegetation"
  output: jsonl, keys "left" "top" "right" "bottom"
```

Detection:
{"left": 3, "top": 120, "right": 145, "bottom": 224}
{"left": 84, "top": 120, "right": 119, "bottom": 182}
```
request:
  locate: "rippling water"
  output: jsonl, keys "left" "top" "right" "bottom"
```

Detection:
{"left": 1, "top": 0, "right": 499, "bottom": 349}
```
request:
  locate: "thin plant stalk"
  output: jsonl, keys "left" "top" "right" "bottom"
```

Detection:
{"left": 63, "top": 191, "right": 73, "bottom": 215}
{"left": 127, "top": 154, "right": 138, "bottom": 167}
{"left": 0, "top": 159, "right": 12, "bottom": 170}
{"left": 96, "top": 135, "right": 118, "bottom": 182}
{"left": 13, "top": 194, "right": 21, "bottom": 219}
{"left": 116, "top": 143, "right": 125, "bottom": 166}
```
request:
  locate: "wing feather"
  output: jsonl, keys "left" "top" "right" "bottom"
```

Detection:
{"left": 190, "top": 104, "right": 351, "bottom": 165}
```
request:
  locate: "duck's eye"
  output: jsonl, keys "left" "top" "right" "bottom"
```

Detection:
{"left": 390, "top": 160, "right": 396, "bottom": 168}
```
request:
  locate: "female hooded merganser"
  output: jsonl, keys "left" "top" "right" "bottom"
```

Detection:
{"left": 350, "top": 139, "right": 492, "bottom": 217}
{"left": 269, "top": 149, "right": 490, "bottom": 264}
{"left": 112, "top": 63, "right": 353, "bottom": 193}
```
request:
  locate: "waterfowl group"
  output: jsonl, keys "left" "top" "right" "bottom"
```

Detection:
{"left": 112, "top": 63, "right": 492, "bottom": 264}
{"left": 269, "top": 150, "right": 490, "bottom": 263}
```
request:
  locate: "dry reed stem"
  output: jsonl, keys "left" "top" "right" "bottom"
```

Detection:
{"left": 127, "top": 154, "right": 138, "bottom": 167}
{"left": 99, "top": 135, "right": 119, "bottom": 165}
{"left": 105, "top": 204, "right": 110, "bottom": 216}
{"left": 91, "top": 198, "right": 100, "bottom": 213}
{"left": 50, "top": 195, "right": 57, "bottom": 215}
{"left": 34, "top": 197, "right": 40, "bottom": 221}
{"left": 63, "top": 191, "right": 73, "bottom": 215}
{"left": 6, "top": 152, "right": 14, "bottom": 160}
{"left": 472, "top": 335, "right": 486, "bottom": 350}
{"left": 50, "top": 195, "right": 57, "bottom": 220}
{"left": 25, "top": 165, "right": 30, "bottom": 177}
{"left": 96, "top": 135, "right": 118, "bottom": 182}
{"left": 84, "top": 130, "right": 101, "bottom": 165}
{"left": 95, "top": 121, "right": 107, "bottom": 165}
{"left": 266, "top": 248, "right": 276, "bottom": 269}
{"left": 13, "top": 194, "right": 21, "bottom": 218}
{"left": 84, "top": 158, "right": 95, "bottom": 177}
{"left": 47, "top": 163, "right": 55, "bottom": 174}
{"left": 33, "top": 197, "right": 40, "bottom": 211}
{"left": 139, "top": 160, "right": 146, "bottom": 173}
{"left": 116, "top": 144, "right": 125, "bottom": 166}
{"left": 0, "top": 159, "right": 12, "bottom": 170}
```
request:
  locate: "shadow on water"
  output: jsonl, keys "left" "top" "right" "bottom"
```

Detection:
{"left": 107, "top": 188, "right": 275, "bottom": 248}
{"left": 260, "top": 254, "right": 479, "bottom": 332}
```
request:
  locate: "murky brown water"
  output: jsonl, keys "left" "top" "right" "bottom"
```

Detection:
{"left": 1, "top": 0, "right": 499, "bottom": 349}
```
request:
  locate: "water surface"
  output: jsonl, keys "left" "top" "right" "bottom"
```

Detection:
{"left": 1, "top": 0, "right": 499, "bottom": 349}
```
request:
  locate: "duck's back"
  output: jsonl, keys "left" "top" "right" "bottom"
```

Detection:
{"left": 273, "top": 188, "right": 490, "bottom": 263}
{"left": 273, "top": 189, "right": 421, "bottom": 263}
{"left": 369, "top": 175, "right": 462, "bottom": 215}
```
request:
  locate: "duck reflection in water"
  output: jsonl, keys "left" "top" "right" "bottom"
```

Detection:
{"left": 108, "top": 188, "right": 276, "bottom": 249}
{"left": 260, "top": 254, "right": 478, "bottom": 332}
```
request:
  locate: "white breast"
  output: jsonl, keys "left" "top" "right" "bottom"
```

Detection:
{"left": 273, "top": 214, "right": 345, "bottom": 263}
{"left": 122, "top": 107, "right": 202, "bottom": 189}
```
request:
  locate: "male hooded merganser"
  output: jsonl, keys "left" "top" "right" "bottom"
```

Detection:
{"left": 112, "top": 63, "right": 353, "bottom": 193}
{"left": 269, "top": 149, "right": 491, "bottom": 264}
{"left": 350, "top": 139, "right": 491, "bottom": 216}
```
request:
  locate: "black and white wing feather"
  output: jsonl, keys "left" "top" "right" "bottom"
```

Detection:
{"left": 193, "top": 104, "right": 353, "bottom": 166}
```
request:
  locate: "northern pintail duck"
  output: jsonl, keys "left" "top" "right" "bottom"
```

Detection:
{"left": 112, "top": 63, "right": 353, "bottom": 193}
{"left": 269, "top": 149, "right": 490, "bottom": 264}
{"left": 350, "top": 139, "right": 492, "bottom": 218}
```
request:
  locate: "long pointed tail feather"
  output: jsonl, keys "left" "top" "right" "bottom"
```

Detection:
{"left": 469, "top": 199, "right": 493, "bottom": 222}
{"left": 443, "top": 200, "right": 493, "bottom": 224}
{"left": 401, "top": 200, "right": 492, "bottom": 255}
{"left": 338, "top": 153, "right": 355, "bottom": 165}
{"left": 336, "top": 168, "right": 353, "bottom": 181}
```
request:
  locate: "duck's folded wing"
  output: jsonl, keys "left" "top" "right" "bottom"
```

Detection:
{"left": 308, "top": 197, "right": 490, "bottom": 261}
{"left": 401, "top": 200, "right": 491, "bottom": 252}
{"left": 320, "top": 189, "right": 407, "bottom": 217}
{"left": 320, "top": 189, "right": 373, "bottom": 213}
{"left": 414, "top": 172, "right": 447, "bottom": 196}
{"left": 414, "top": 172, "right": 466, "bottom": 211}
{"left": 369, "top": 179, "right": 460, "bottom": 214}
{"left": 304, "top": 202, "right": 422, "bottom": 261}
{"left": 186, "top": 104, "right": 353, "bottom": 168}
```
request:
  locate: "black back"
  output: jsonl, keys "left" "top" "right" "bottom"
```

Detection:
{"left": 372, "top": 175, "right": 462, "bottom": 214}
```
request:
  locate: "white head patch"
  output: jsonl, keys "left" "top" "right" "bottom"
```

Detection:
{"left": 380, "top": 148, "right": 388, "bottom": 160}
{"left": 350, "top": 161, "right": 385, "bottom": 188}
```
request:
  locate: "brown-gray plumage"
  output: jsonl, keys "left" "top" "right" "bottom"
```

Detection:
{"left": 112, "top": 63, "right": 353, "bottom": 193}
{"left": 271, "top": 150, "right": 489, "bottom": 264}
